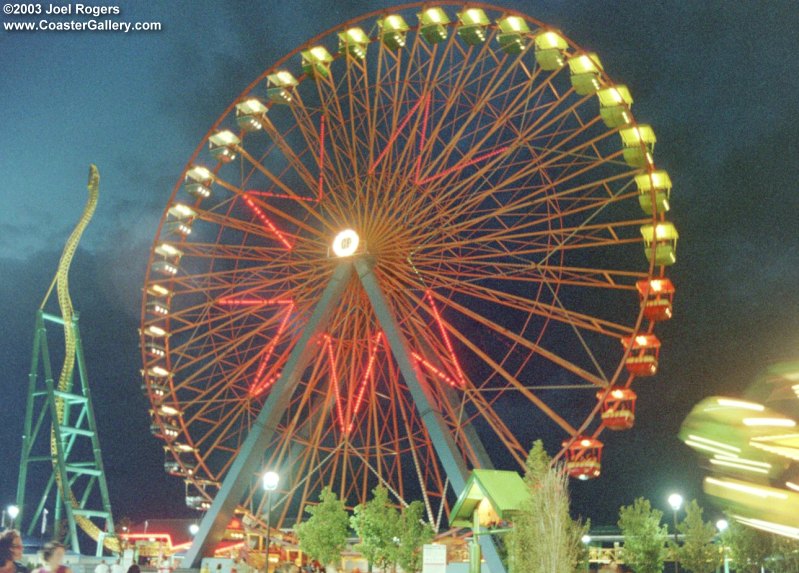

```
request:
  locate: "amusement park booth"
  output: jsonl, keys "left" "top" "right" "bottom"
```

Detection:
{"left": 449, "top": 470, "right": 530, "bottom": 573}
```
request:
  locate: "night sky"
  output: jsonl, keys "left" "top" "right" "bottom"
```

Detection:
{"left": 2, "top": 0, "right": 799, "bottom": 531}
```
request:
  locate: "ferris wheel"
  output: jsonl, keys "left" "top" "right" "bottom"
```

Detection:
{"left": 140, "top": 1, "right": 677, "bottom": 538}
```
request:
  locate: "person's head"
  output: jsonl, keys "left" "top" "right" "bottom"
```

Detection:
{"left": 126, "top": 565, "right": 141, "bottom": 573}
{"left": 42, "top": 541, "right": 66, "bottom": 566}
{"left": 0, "top": 530, "right": 23, "bottom": 565}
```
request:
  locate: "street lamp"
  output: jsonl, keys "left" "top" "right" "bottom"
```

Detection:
{"left": 581, "top": 535, "right": 592, "bottom": 572}
{"left": 262, "top": 471, "right": 279, "bottom": 573}
{"left": 6, "top": 505, "right": 20, "bottom": 528}
{"left": 716, "top": 520, "right": 729, "bottom": 573}
{"left": 667, "top": 494, "right": 683, "bottom": 573}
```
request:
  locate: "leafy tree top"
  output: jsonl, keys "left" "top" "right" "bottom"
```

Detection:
{"left": 350, "top": 485, "right": 401, "bottom": 569}
{"left": 524, "top": 439, "right": 550, "bottom": 487}
{"left": 295, "top": 486, "right": 349, "bottom": 566}
{"left": 396, "top": 501, "right": 434, "bottom": 573}
{"left": 676, "top": 500, "right": 720, "bottom": 573}
{"left": 618, "top": 497, "right": 668, "bottom": 573}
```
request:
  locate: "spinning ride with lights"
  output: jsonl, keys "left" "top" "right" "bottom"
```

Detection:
{"left": 680, "top": 364, "right": 799, "bottom": 539}
{"left": 139, "top": 3, "right": 678, "bottom": 565}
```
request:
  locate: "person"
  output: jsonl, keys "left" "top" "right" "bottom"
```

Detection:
{"left": 110, "top": 559, "right": 124, "bottom": 573}
{"left": 94, "top": 560, "right": 109, "bottom": 573}
{"left": 125, "top": 565, "right": 140, "bottom": 573}
{"left": 0, "top": 530, "right": 28, "bottom": 573}
{"left": 156, "top": 557, "right": 171, "bottom": 573}
{"left": 34, "top": 542, "right": 70, "bottom": 573}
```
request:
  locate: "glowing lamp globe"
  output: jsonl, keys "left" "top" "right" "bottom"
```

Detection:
{"left": 262, "top": 471, "right": 279, "bottom": 492}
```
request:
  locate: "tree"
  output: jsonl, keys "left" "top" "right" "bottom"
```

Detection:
{"left": 617, "top": 497, "right": 669, "bottom": 573}
{"left": 395, "top": 501, "right": 434, "bottom": 573}
{"left": 675, "top": 500, "right": 719, "bottom": 573}
{"left": 768, "top": 534, "right": 799, "bottom": 573}
{"left": 295, "top": 486, "right": 349, "bottom": 569}
{"left": 506, "top": 440, "right": 588, "bottom": 573}
{"left": 720, "top": 519, "right": 773, "bottom": 573}
{"left": 350, "top": 485, "right": 401, "bottom": 572}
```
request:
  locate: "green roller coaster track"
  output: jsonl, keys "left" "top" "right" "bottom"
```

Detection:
{"left": 16, "top": 165, "right": 118, "bottom": 554}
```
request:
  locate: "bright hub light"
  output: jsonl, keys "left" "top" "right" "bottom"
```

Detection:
{"left": 7, "top": 505, "right": 19, "bottom": 519}
{"left": 262, "top": 471, "right": 279, "bottom": 492}
{"left": 716, "top": 519, "right": 728, "bottom": 532}
{"left": 581, "top": 534, "right": 591, "bottom": 544}
{"left": 667, "top": 493, "right": 683, "bottom": 511}
{"left": 332, "top": 229, "right": 359, "bottom": 257}
{"left": 189, "top": 523, "right": 200, "bottom": 535}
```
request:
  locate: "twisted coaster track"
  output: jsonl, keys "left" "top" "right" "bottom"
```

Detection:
{"left": 17, "top": 165, "right": 118, "bottom": 553}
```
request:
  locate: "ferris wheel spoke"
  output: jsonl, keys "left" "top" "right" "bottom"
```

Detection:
{"left": 167, "top": 264, "right": 330, "bottom": 302}
{"left": 412, "top": 164, "right": 635, "bottom": 248}
{"left": 180, "top": 208, "right": 293, "bottom": 245}
{"left": 288, "top": 95, "right": 356, "bottom": 218}
{"left": 413, "top": 65, "right": 535, "bottom": 190}
{"left": 423, "top": 214, "right": 645, "bottom": 254}
{"left": 209, "top": 176, "right": 327, "bottom": 240}
{"left": 178, "top": 242, "right": 295, "bottom": 261}
{"left": 461, "top": 390, "right": 529, "bottom": 466}
{"left": 284, "top": 94, "right": 343, "bottom": 203}
{"left": 440, "top": 280, "right": 633, "bottom": 339}
{"left": 417, "top": 120, "right": 619, "bottom": 229}
{"left": 371, "top": 35, "right": 432, "bottom": 196}
{"left": 312, "top": 72, "right": 364, "bottom": 188}
{"left": 170, "top": 316, "right": 297, "bottom": 395}
{"left": 422, "top": 288, "right": 607, "bottom": 388}
{"left": 344, "top": 52, "right": 376, "bottom": 178}
{"left": 257, "top": 115, "right": 320, "bottom": 194}
{"left": 453, "top": 262, "right": 645, "bottom": 291}
{"left": 409, "top": 62, "right": 551, "bottom": 194}
{"left": 167, "top": 301, "right": 293, "bottom": 363}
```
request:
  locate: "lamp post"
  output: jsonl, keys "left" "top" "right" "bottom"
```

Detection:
{"left": 581, "top": 535, "right": 592, "bottom": 572}
{"left": 262, "top": 471, "right": 279, "bottom": 573}
{"left": 716, "top": 520, "right": 729, "bottom": 573}
{"left": 667, "top": 494, "right": 683, "bottom": 573}
{"left": 7, "top": 505, "right": 20, "bottom": 529}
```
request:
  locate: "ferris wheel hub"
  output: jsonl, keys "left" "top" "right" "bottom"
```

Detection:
{"left": 332, "top": 228, "right": 360, "bottom": 257}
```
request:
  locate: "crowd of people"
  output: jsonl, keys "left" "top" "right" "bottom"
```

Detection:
{"left": 1, "top": 531, "right": 325, "bottom": 573}
{"left": 0, "top": 530, "right": 147, "bottom": 573}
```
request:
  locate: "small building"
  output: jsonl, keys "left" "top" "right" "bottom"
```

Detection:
{"left": 449, "top": 469, "right": 531, "bottom": 531}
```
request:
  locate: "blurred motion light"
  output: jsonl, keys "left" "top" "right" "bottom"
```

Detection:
{"left": 716, "top": 398, "right": 765, "bottom": 411}
{"left": 742, "top": 417, "right": 796, "bottom": 427}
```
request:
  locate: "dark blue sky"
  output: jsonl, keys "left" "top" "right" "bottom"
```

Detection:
{"left": 2, "top": 0, "right": 798, "bottom": 529}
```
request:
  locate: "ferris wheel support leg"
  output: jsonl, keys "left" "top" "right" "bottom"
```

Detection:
{"left": 354, "top": 257, "right": 506, "bottom": 573}
{"left": 420, "top": 350, "right": 494, "bottom": 470}
{"left": 183, "top": 261, "right": 355, "bottom": 569}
